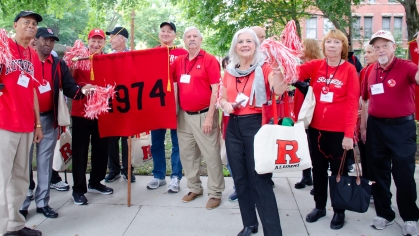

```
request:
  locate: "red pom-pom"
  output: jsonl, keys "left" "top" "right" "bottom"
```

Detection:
{"left": 63, "top": 40, "right": 90, "bottom": 70}
{"left": 84, "top": 85, "right": 115, "bottom": 120}
{"left": 280, "top": 20, "right": 302, "bottom": 55}
{"left": 0, "top": 29, "right": 12, "bottom": 67}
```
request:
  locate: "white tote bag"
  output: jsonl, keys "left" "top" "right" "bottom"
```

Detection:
{"left": 53, "top": 127, "right": 72, "bottom": 171}
{"left": 297, "top": 86, "right": 315, "bottom": 129}
{"left": 131, "top": 132, "right": 152, "bottom": 166}
{"left": 57, "top": 89, "right": 71, "bottom": 126}
{"left": 254, "top": 121, "right": 312, "bottom": 174}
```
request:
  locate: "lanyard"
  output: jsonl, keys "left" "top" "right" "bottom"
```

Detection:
{"left": 375, "top": 58, "right": 396, "bottom": 84}
{"left": 235, "top": 75, "right": 250, "bottom": 94}
{"left": 325, "top": 58, "right": 342, "bottom": 87}
{"left": 15, "top": 40, "right": 32, "bottom": 69}
{"left": 184, "top": 55, "right": 199, "bottom": 75}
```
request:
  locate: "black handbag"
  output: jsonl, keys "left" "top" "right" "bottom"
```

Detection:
{"left": 329, "top": 150, "right": 372, "bottom": 213}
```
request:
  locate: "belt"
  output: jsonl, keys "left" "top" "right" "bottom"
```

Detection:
{"left": 230, "top": 113, "right": 262, "bottom": 119}
{"left": 185, "top": 107, "right": 209, "bottom": 115}
{"left": 370, "top": 114, "right": 414, "bottom": 123}
{"left": 40, "top": 110, "right": 53, "bottom": 116}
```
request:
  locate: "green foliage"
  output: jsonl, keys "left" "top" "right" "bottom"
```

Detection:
{"left": 173, "top": 0, "right": 313, "bottom": 56}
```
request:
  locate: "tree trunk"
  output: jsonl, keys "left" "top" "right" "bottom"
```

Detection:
{"left": 397, "top": 0, "right": 419, "bottom": 41}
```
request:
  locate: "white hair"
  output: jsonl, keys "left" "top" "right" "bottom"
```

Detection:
{"left": 227, "top": 28, "right": 263, "bottom": 71}
{"left": 363, "top": 42, "right": 373, "bottom": 51}
{"left": 183, "top": 26, "right": 203, "bottom": 40}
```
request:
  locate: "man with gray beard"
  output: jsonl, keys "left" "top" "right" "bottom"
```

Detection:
{"left": 362, "top": 30, "right": 419, "bottom": 236}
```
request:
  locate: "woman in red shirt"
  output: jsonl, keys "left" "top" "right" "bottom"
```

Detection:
{"left": 219, "top": 28, "right": 286, "bottom": 236}
{"left": 294, "top": 38, "right": 323, "bottom": 191}
{"left": 277, "top": 29, "right": 359, "bottom": 230}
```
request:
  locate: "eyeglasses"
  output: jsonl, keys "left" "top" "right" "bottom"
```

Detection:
{"left": 373, "top": 44, "right": 389, "bottom": 51}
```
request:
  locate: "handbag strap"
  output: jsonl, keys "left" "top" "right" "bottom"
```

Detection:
{"left": 54, "top": 59, "right": 62, "bottom": 89}
{"left": 352, "top": 150, "right": 362, "bottom": 185}
{"left": 336, "top": 150, "right": 347, "bottom": 182}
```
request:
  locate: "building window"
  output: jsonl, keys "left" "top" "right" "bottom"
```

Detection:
{"left": 394, "top": 17, "right": 403, "bottom": 39}
{"left": 364, "top": 17, "right": 373, "bottom": 39}
{"left": 366, "top": 0, "right": 375, "bottom": 3}
{"left": 352, "top": 17, "right": 361, "bottom": 39}
{"left": 306, "top": 17, "right": 317, "bottom": 39}
{"left": 323, "top": 18, "right": 334, "bottom": 37}
{"left": 382, "top": 17, "right": 391, "bottom": 31}
{"left": 388, "top": 0, "right": 397, "bottom": 2}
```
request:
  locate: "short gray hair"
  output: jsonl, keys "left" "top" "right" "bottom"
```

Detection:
{"left": 363, "top": 42, "right": 373, "bottom": 51}
{"left": 227, "top": 28, "right": 263, "bottom": 71}
{"left": 183, "top": 26, "right": 203, "bottom": 40}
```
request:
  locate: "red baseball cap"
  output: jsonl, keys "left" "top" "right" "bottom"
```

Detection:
{"left": 88, "top": 28, "right": 105, "bottom": 39}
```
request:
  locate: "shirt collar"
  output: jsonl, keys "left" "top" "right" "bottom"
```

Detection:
{"left": 376, "top": 56, "right": 398, "bottom": 71}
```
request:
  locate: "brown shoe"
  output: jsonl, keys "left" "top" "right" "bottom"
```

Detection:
{"left": 182, "top": 192, "right": 203, "bottom": 203}
{"left": 206, "top": 198, "right": 221, "bottom": 210}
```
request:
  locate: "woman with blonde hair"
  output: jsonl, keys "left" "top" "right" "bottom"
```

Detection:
{"left": 277, "top": 29, "right": 359, "bottom": 230}
{"left": 294, "top": 38, "right": 323, "bottom": 190}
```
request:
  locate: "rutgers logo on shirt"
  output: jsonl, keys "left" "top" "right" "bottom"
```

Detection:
{"left": 316, "top": 76, "right": 343, "bottom": 88}
{"left": 4, "top": 59, "right": 34, "bottom": 76}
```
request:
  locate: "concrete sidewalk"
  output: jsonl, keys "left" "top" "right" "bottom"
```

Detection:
{"left": 25, "top": 169, "right": 419, "bottom": 236}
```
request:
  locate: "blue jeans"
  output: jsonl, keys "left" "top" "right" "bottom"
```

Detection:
{"left": 151, "top": 129, "right": 182, "bottom": 180}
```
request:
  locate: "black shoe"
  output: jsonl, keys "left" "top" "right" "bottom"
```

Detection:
{"left": 310, "top": 188, "right": 314, "bottom": 195}
{"left": 330, "top": 213, "right": 345, "bottom": 230}
{"left": 122, "top": 173, "right": 136, "bottom": 182}
{"left": 237, "top": 223, "right": 259, "bottom": 236}
{"left": 104, "top": 173, "right": 121, "bottom": 182}
{"left": 19, "top": 210, "right": 28, "bottom": 219}
{"left": 306, "top": 208, "right": 326, "bottom": 223}
{"left": 36, "top": 205, "right": 58, "bottom": 218}
{"left": 4, "top": 227, "right": 42, "bottom": 236}
{"left": 88, "top": 184, "right": 113, "bottom": 195}
{"left": 72, "top": 193, "right": 88, "bottom": 205}
{"left": 294, "top": 176, "right": 313, "bottom": 189}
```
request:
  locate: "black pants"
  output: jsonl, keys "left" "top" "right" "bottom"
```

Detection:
{"left": 358, "top": 136, "right": 368, "bottom": 179}
{"left": 308, "top": 127, "right": 350, "bottom": 213}
{"left": 108, "top": 136, "right": 132, "bottom": 174}
{"left": 366, "top": 116, "right": 419, "bottom": 221}
{"left": 72, "top": 116, "right": 109, "bottom": 194}
{"left": 226, "top": 114, "right": 282, "bottom": 236}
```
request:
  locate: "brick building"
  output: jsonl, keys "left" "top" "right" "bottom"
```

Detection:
{"left": 301, "top": 0, "right": 419, "bottom": 64}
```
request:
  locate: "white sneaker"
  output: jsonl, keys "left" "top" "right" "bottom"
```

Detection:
{"left": 370, "top": 216, "right": 394, "bottom": 230}
{"left": 167, "top": 177, "right": 180, "bottom": 193}
{"left": 147, "top": 178, "right": 166, "bottom": 189}
{"left": 50, "top": 181, "right": 70, "bottom": 191}
{"left": 403, "top": 221, "right": 419, "bottom": 236}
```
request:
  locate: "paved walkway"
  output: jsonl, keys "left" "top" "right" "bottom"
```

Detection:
{"left": 25, "top": 169, "right": 419, "bottom": 236}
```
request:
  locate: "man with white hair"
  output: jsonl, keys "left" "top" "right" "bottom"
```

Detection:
{"left": 172, "top": 26, "right": 225, "bottom": 209}
{"left": 363, "top": 30, "right": 419, "bottom": 236}
{"left": 104, "top": 27, "right": 135, "bottom": 183}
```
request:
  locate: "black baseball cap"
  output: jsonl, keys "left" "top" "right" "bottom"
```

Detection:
{"left": 14, "top": 10, "right": 43, "bottom": 23}
{"left": 106, "top": 27, "right": 129, "bottom": 38}
{"left": 160, "top": 22, "right": 176, "bottom": 32}
{"left": 36, "top": 27, "right": 59, "bottom": 41}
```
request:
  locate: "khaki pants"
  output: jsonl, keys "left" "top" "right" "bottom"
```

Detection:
{"left": 0, "top": 130, "right": 33, "bottom": 233}
{"left": 177, "top": 110, "right": 225, "bottom": 198}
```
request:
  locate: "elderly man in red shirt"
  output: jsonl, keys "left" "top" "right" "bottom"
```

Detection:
{"left": 363, "top": 30, "right": 419, "bottom": 236}
{"left": 172, "top": 26, "right": 225, "bottom": 209}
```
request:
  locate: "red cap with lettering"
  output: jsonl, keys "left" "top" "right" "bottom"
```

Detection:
{"left": 88, "top": 28, "right": 105, "bottom": 39}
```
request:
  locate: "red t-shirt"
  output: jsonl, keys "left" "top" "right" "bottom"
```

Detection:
{"left": 299, "top": 59, "right": 359, "bottom": 138}
{"left": 172, "top": 49, "right": 220, "bottom": 112}
{"left": 0, "top": 38, "right": 42, "bottom": 132}
{"left": 362, "top": 57, "right": 418, "bottom": 118}
{"left": 36, "top": 54, "right": 54, "bottom": 112}
{"left": 223, "top": 63, "right": 272, "bottom": 115}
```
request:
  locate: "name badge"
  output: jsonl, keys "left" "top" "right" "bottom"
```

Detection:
{"left": 371, "top": 83, "right": 384, "bottom": 95}
{"left": 38, "top": 82, "right": 51, "bottom": 94}
{"left": 180, "top": 74, "right": 191, "bottom": 83}
{"left": 320, "top": 92, "right": 334, "bottom": 103}
{"left": 235, "top": 92, "right": 249, "bottom": 107}
{"left": 17, "top": 74, "right": 30, "bottom": 88}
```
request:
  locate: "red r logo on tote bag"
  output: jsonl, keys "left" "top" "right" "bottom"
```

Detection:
{"left": 60, "top": 143, "right": 72, "bottom": 164}
{"left": 275, "top": 140, "right": 300, "bottom": 164}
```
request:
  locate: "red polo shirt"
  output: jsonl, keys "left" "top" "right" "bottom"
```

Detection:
{"left": 362, "top": 57, "right": 417, "bottom": 118}
{"left": 299, "top": 59, "right": 359, "bottom": 138}
{"left": 36, "top": 54, "right": 54, "bottom": 112}
{"left": 172, "top": 49, "right": 220, "bottom": 112}
{"left": 0, "top": 38, "right": 42, "bottom": 132}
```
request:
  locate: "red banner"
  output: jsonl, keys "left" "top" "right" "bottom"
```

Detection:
{"left": 93, "top": 47, "right": 176, "bottom": 137}
{"left": 410, "top": 41, "right": 419, "bottom": 120}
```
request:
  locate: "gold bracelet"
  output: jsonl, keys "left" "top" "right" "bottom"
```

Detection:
{"left": 35, "top": 124, "right": 42, "bottom": 128}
